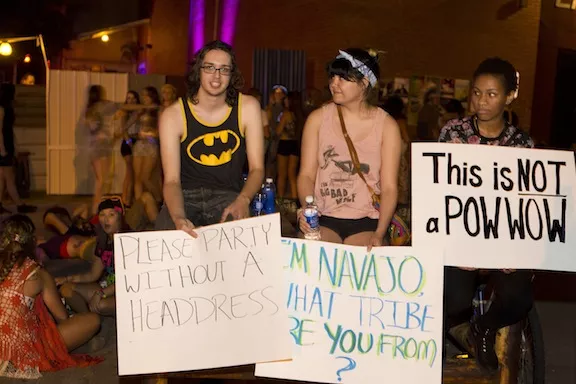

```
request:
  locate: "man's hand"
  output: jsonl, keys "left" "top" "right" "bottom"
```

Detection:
{"left": 221, "top": 195, "right": 251, "bottom": 222}
{"left": 174, "top": 217, "right": 198, "bottom": 238}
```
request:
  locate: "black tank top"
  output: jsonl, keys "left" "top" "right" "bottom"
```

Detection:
{"left": 180, "top": 95, "right": 246, "bottom": 192}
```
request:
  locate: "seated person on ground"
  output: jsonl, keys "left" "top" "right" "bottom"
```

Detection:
{"left": 57, "top": 198, "right": 131, "bottom": 316}
{"left": 34, "top": 206, "right": 97, "bottom": 265}
{"left": 0, "top": 214, "right": 102, "bottom": 379}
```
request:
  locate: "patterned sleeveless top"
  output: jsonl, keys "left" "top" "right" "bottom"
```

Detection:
{"left": 0, "top": 259, "right": 101, "bottom": 379}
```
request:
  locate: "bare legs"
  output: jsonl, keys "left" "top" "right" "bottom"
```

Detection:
{"left": 60, "top": 282, "right": 116, "bottom": 316}
{"left": 122, "top": 154, "right": 134, "bottom": 206}
{"left": 277, "top": 154, "right": 299, "bottom": 199}
{"left": 91, "top": 156, "right": 112, "bottom": 214}
{"left": 134, "top": 152, "right": 161, "bottom": 202}
{"left": 0, "top": 165, "right": 24, "bottom": 205}
{"left": 276, "top": 155, "right": 288, "bottom": 198}
{"left": 287, "top": 155, "right": 299, "bottom": 199}
{"left": 57, "top": 312, "right": 101, "bottom": 351}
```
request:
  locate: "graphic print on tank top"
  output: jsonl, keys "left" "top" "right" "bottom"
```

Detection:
{"left": 318, "top": 144, "right": 380, "bottom": 206}
{"left": 180, "top": 95, "right": 246, "bottom": 192}
{"left": 184, "top": 101, "right": 242, "bottom": 167}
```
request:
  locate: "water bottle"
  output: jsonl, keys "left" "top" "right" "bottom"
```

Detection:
{"left": 303, "top": 195, "right": 321, "bottom": 240}
{"left": 472, "top": 285, "right": 490, "bottom": 322}
{"left": 263, "top": 178, "right": 276, "bottom": 214}
{"left": 252, "top": 187, "right": 265, "bottom": 216}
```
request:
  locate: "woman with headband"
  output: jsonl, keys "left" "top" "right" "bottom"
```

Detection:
{"left": 440, "top": 57, "right": 534, "bottom": 374}
{"left": 297, "top": 48, "right": 401, "bottom": 250}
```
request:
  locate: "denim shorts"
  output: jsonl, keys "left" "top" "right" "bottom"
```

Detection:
{"left": 155, "top": 188, "right": 238, "bottom": 229}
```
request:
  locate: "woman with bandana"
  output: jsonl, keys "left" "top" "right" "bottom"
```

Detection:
{"left": 297, "top": 48, "right": 401, "bottom": 249}
{"left": 0, "top": 215, "right": 102, "bottom": 379}
{"left": 56, "top": 198, "right": 130, "bottom": 316}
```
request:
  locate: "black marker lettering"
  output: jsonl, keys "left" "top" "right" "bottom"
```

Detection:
{"left": 422, "top": 152, "right": 445, "bottom": 183}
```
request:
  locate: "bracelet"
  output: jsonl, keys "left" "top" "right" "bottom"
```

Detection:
{"left": 96, "top": 289, "right": 107, "bottom": 299}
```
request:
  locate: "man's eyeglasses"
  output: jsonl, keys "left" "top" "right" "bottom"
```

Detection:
{"left": 201, "top": 65, "right": 232, "bottom": 76}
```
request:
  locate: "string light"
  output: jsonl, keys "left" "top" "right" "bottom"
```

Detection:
{"left": 0, "top": 42, "right": 12, "bottom": 56}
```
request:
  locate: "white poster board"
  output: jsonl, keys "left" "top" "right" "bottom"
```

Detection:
{"left": 412, "top": 143, "right": 576, "bottom": 271}
{"left": 114, "top": 214, "right": 292, "bottom": 375}
{"left": 256, "top": 239, "right": 444, "bottom": 384}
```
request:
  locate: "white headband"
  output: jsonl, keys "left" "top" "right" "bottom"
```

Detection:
{"left": 336, "top": 50, "right": 378, "bottom": 87}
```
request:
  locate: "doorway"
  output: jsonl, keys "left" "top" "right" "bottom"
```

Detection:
{"left": 550, "top": 49, "right": 576, "bottom": 148}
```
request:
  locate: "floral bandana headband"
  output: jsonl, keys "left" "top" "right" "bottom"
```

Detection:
{"left": 336, "top": 50, "right": 378, "bottom": 87}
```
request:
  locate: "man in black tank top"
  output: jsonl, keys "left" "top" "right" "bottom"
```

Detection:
{"left": 155, "top": 41, "right": 265, "bottom": 235}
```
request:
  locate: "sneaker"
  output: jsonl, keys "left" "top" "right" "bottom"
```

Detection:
{"left": 469, "top": 322, "right": 499, "bottom": 373}
{"left": 17, "top": 204, "right": 37, "bottom": 213}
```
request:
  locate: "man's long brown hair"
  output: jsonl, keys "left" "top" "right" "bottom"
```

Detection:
{"left": 186, "top": 40, "right": 244, "bottom": 107}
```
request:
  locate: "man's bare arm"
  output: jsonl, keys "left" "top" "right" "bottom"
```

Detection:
{"left": 219, "top": 95, "right": 264, "bottom": 222}
{"left": 240, "top": 95, "right": 265, "bottom": 202}
{"left": 159, "top": 102, "right": 187, "bottom": 224}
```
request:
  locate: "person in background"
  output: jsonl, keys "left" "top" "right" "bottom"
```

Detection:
{"left": 57, "top": 198, "right": 129, "bottom": 316}
{"left": 156, "top": 40, "right": 264, "bottom": 235}
{"left": 247, "top": 88, "right": 270, "bottom": 150}
{"left": 503, "top": 108, "right": 519, "bottom": 127}
{"left": 417, "top": 87, "right": 441, "bottom": 141}
{"left": 133, "top": 86, "right": 162, "bottom": 205}
{"left": 439, "top": 57, "right": 534, "bottom": 373}
{"left": 297, "top": 48, "right": 401, "bottom": 249}
{"left": 0, "top": 214, "right": 102, "bottom": 379}
{"left": 160, "top": 84, "right": 178, "bottom": 114}
{"left": 266, "top": 85, "right": 288, "bottom": 179}
{"left": 117, "top": 90, "right": 141, "bottom": 207}
{"left": 440, "top": 98, "right": 465, "bottom": 127}
{"left": 20, "top": 73, "right": 35, "bottom": 86}
{"left": 276, "top": 92, "right": 303, "bottom": 207}
{"left": 84, "top": 85, "right": 117, "bottom": 215}
{"left": 0, "top": 84, "right": 36, "bottom": 214}
{"left": 382, "top": 95, "right": 411, "bottom": 228}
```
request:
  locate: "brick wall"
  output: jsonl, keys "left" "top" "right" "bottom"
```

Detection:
{"left": 232, "top": 0, "right": 541, "bottom": 130}
{"left": 151, "top": 0, "right": 542, "bottom": 130}
{"left": 148, "top": 0, "right": 190, "bottom": 75}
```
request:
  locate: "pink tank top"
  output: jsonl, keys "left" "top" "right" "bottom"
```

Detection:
{"left": 314, "top": 103, "right": 389, "bottom": 219}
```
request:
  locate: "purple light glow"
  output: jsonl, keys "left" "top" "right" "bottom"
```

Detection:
{"left": 220, "top": 0, "right": 239, "bottom": 45}
{"left": 137, "top": 62, "right": 147, "bottom": 74}
{"left": 189, "top": 0, "right": 205, "bottom": 56}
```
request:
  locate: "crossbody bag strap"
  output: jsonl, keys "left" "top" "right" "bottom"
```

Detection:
{"left": 336, "top": 105, "right": 376, "bottom": 196}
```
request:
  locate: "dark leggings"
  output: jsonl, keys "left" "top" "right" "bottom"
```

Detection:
{"left": 444, "top": 267, "right": 534, "bottom": 330}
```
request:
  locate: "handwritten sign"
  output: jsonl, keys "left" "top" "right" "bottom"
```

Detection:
{"left": 114, "top": 214, "right": 292, "bottom": 375}
{"left": 412, "top": 143, "right": 576, "bottom": 271}
{"left": 255, "top": 239, "right": 444, "bottom": 384}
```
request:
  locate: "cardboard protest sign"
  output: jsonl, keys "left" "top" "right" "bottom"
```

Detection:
{"left": 114, "top": 214, "right": 292, "bottom": 375}
{"left": 412, "top": 143, "right": 576, "bottom": 271}
{"left": 256, "top": 239, "right": 444, "bottom": 384}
